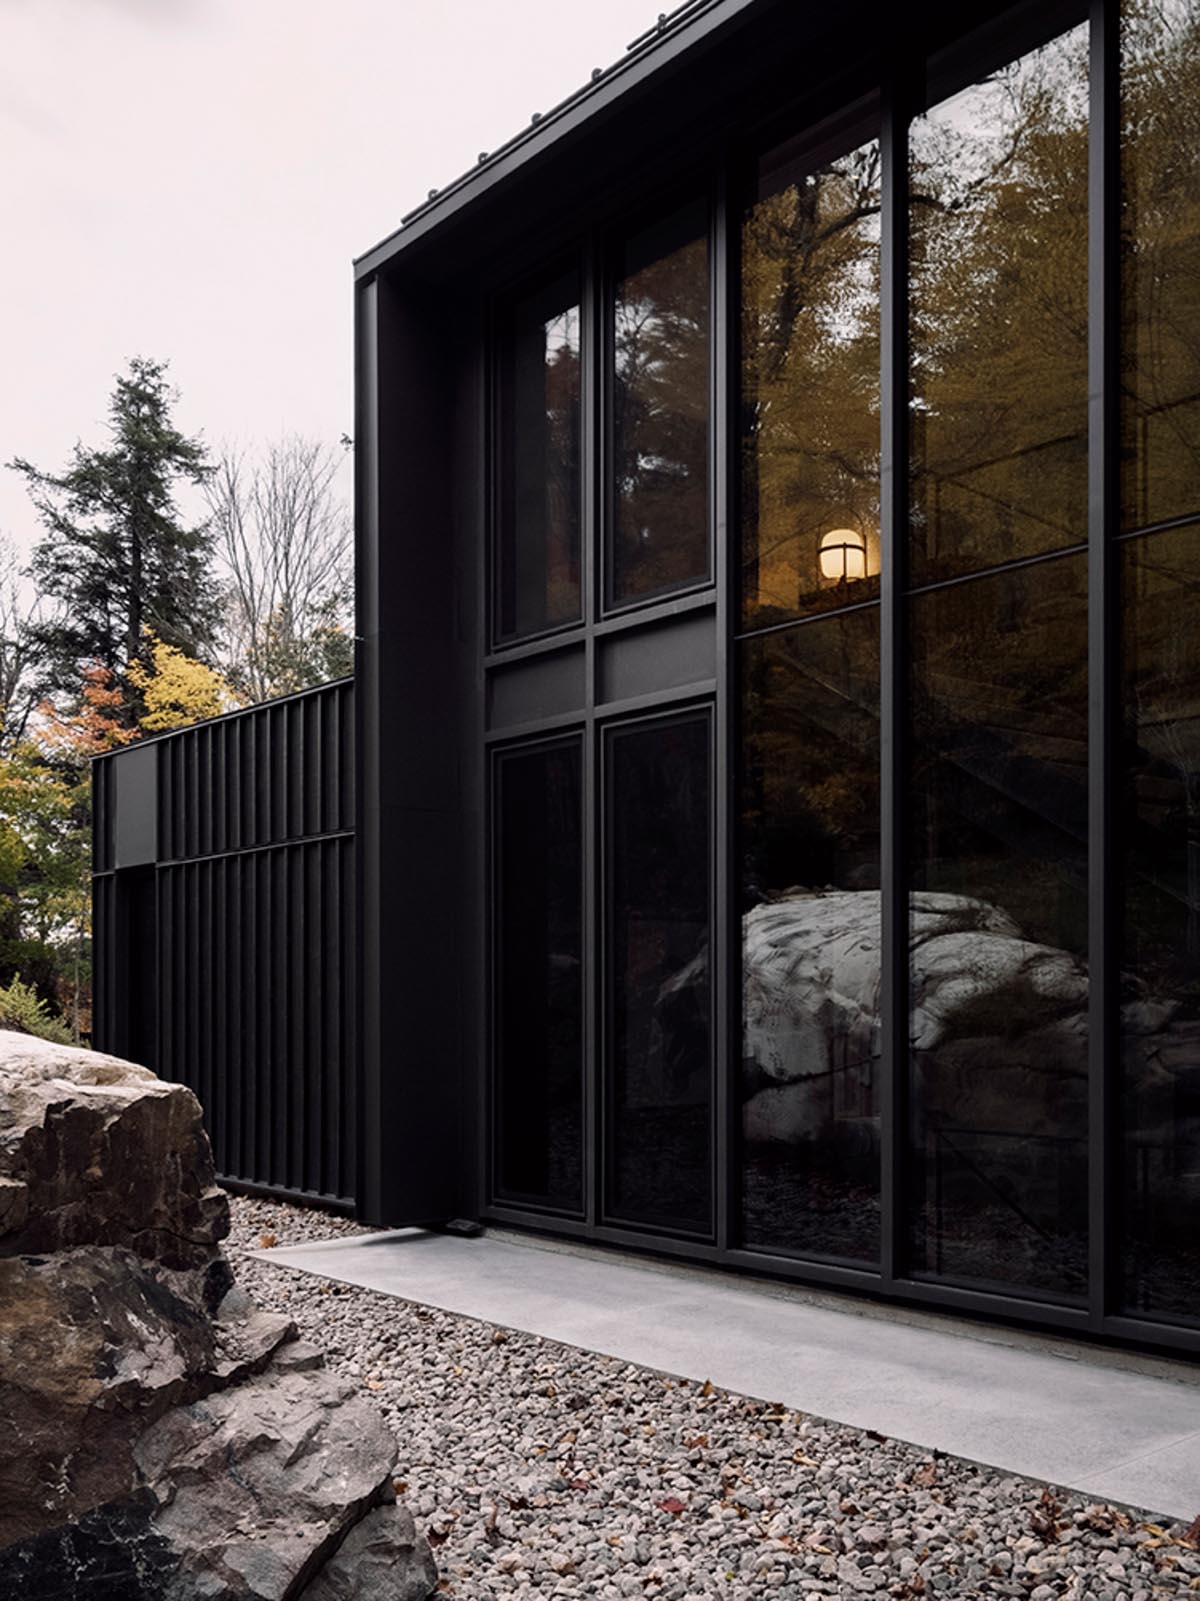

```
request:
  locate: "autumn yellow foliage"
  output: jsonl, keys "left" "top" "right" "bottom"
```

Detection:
{"left": 126, "top": 631, "right": 239, "bottom": 732}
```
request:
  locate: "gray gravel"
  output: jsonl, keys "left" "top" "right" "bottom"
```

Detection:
{"left": 226, "top": 1193, "right": 1199, "bottom": 1600}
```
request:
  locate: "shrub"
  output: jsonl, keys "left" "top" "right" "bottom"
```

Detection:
{"left": 0, "top": 974, "right": 75, "bottom": 1046}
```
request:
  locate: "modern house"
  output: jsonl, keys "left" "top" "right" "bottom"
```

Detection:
{"left": 96, "top": 0, "right": 1200, "bottom": 1355}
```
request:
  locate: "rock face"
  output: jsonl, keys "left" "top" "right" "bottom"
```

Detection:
{"left": 0, "top": 1030, "right": 437, "bottom": 1600}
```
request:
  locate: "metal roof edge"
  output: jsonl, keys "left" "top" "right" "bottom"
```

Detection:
{"left": 352, "top": 0, "right": 761, "bottom": 282}
{"left": 89, "top": 675, "right": 355, "bottom": 762}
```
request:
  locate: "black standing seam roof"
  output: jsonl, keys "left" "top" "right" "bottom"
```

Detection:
{"left": 353, "top": 0, "right": 756, "bottom": 280}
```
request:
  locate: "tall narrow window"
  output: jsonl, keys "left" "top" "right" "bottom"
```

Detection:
{"left": 494, "top": 740, "right": 584, "bottom": 1212}
{"left": 906, "top": 555, "right": 1090, "bottom": 1299}
{"left": 906, "top": 22, "right": 1091, "bottom": 1301}
{"left": 741, "top": 120, "right": 881, "bottom": 629}
{"left": 606, "top": 713, "right": 712, "bottom": 1232}
{"left": 909, "top": 25, "right": 1089, "bottom": 586}
{"left": 739, "top": 610, "right": 881, "bottom": 1264}
{"left": 497, "top": 271, "right": 582, "bottom": 643}
{"left": 610, "top": 201, "right": 710, "bottom": 607}
{"left": 1118, "top": 525, "right": 1200, "bottom": 1319}
{"left": 1121, "top": 0, "right": 1200, "bottom": 531}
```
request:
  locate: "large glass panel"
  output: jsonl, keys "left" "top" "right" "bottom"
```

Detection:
{"left": 1121, "top": 0, "right": 1200, "bottom": 531}
{"left": 740, "top": 608, "right": 881, "bottom": 1263}
{"left": 606, "top": 713, "right": 711, "bottom": 1231}
{"left": 1119, "top": 525, "right": 1200, "bottom": 1320}
{"left": 741, "top": 123, "right": 881, "bottom": 629}
{"left": 909, "top": 24, "right": 1089, "bottom": 586}
{"left": 907, "top": 554, "right": 1089, "bottom": 1299}
{"left": 611, "top": 201, "right": 710, "bottom": 606}
{"left": 494, "top": 740, "right": 584, "bottom": 1212}
{"left": 497, "top": 271, "right": 582, "bottom": 642}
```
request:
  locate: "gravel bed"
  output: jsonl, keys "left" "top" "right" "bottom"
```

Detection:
{"left": 225, "top": 1193, "right": 1199, "bottom": 1600}
{"left": 223, "top": 1192, "right": 380, "bottom": 1252}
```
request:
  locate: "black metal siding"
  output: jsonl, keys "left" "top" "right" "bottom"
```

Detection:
{"left": 92, "top": 679, "right": 356, "bottom": 1210}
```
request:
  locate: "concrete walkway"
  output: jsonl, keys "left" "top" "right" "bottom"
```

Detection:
{"left": 255, "top": 1227, "right": 1200, "bottom": 1522}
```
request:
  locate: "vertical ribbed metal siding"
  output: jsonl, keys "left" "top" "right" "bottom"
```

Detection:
{"left": 92, "top": 678, "right": 357, "bottom": 1208}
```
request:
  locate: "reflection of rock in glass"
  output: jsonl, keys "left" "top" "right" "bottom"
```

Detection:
{"left": 741, "top": 888, "right": 1094, "bottom": 1149}
{"left": 647, "top": 940, "right": 709, "bottom": 1107}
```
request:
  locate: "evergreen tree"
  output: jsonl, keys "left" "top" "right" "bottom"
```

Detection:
{"left": 9, "top": 356, "right": 215, "bottom": 719}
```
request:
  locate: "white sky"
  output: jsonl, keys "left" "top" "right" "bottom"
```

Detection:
{"left": 1, "top": 0, "right": 660, "bottom": 558}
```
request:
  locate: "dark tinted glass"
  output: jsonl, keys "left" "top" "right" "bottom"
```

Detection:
{"left": 906, "top": 554, "right": 1089, "bottom": 1299}
{"left": 611, "top": 201, "right": 710, "bottom": 606}
{"left": 741, "top": 126, "right": 881, "bottom": 629}
{"left": 1118, "top": 525, "right": 1200, "bottom": 1319}
{"left": 740, "top": 609, "right": 881, "bottom": 1263}
{"left": 498, "top": 272, "right": 582, "bottom": 641}
{"left": 494, "top": 740, "right": 584, "bottom": 1211}
{"left": 909, "top": 24, "right": 1089, "bottom": 585}
{"left": 1121, "top": 1, "right": 1200, "bottom": 531}
{"left": 606, "top": 714, "right": 711, "bottom": 1231}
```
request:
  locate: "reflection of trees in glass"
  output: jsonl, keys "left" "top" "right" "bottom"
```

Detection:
{"left": 909, "top": 555, "right": 1089, "bottom": 954}
{"left": 910, "top": 24, "right": 1089, "bottom": 583}
{"left": 741, "top": 136, "right": 881, "bottom": 628}
{"left": 501, "top": 280, "right": 581, "bottom": 640}
{"left": 542, "top": 307, "right": 582, "bottom": 620}
{"left": 612, "top": 204, "right": 709, "bottom": 604}
{"left": 741, "top": 612, "right": 880, "bottom": 907}
{"left": 1122, "top": 0, "right": 1200, "bottom": 529}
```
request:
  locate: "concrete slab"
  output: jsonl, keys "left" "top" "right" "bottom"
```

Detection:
{"left": 254, "top": 1228, "right": 1200, "bottom": 1522}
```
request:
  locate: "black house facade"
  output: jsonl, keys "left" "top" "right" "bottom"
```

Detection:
{"left": 97, "top": 0, "right": 1200, "bottom": 1355}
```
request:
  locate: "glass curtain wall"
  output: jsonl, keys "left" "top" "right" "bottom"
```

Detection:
{"left": 487, "top": 0, "right": 1200, "bottom": 1344}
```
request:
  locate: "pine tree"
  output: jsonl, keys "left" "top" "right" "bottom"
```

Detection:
{"left": 9, "top": 356, "right": 215, "bottom": 720}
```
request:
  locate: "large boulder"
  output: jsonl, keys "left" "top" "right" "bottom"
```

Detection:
{"left": 0, "top": 1030, "right": 436, "bottom": 1600}
{"left": 0, "top": 1030, "right": 227, "bottom": 1266}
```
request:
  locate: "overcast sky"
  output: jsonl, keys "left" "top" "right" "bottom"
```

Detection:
{"left": 2, "top": 0, "right": 659, "bottom": 558}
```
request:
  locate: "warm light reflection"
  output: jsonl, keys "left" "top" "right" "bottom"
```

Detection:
{"left": 819, "top": 527, "right": 868, "bottom": 584}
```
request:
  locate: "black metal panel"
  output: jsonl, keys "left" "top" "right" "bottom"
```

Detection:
{"left": 91, "top": 679, "right": 357, "bottom": 1208}
{"left": 597, "top": 609, "right": 716, "bottom": 704}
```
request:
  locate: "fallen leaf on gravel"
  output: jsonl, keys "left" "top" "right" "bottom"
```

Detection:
{"left": 259, "top": 1233, "right": 278, "bottom": 1248}
{"left": 492, "top": 1330, "right": 508, "bottom": 1345}
{"left": 913, "top": 1462, "right": 937, "bottom": 1487}
{"left": 866, "top": 1428, "right": 887, "bottom": 1442}
{"left": 657, "top": 1497, "right": 687, "bottom": 1515}
{"left": 1031, "top": 1488, "right": 1064, "bottom": 1541}
{"left": 393, "top": 1481, "right": 408, "bottom": 1495}
{"left": 700, "top": 1380, "right": 714, "bottom": 1397}
{"left": 1184, "top": 1514, "right": 1200, "bottom": 1547}
{"left": 684, "top": 1435, "right": 708, "bottom": 1449}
